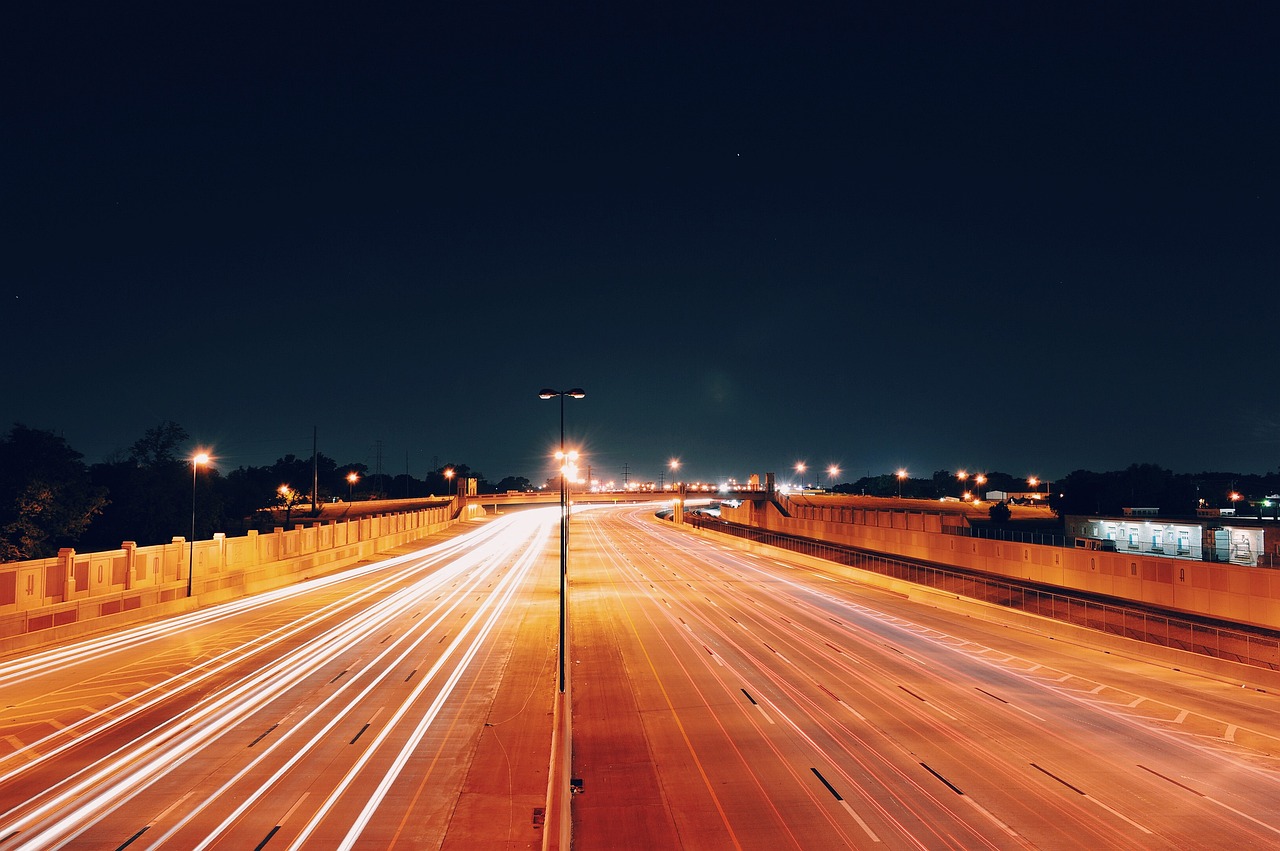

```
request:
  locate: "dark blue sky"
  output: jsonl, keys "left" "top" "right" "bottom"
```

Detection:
{"left": 4, "top": 2, "right": 1277, "bottom": 486}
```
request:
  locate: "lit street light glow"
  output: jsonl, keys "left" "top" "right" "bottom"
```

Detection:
{"left": 189, "top": 451, "right": 211, "bottom": 597}
{"left": 538, "top": 387, "right": 585, "bottom": 694}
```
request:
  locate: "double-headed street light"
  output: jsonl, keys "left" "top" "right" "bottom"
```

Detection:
{"left": 188, "top": 450, "right": 210, "bottom": 597}
{"left": 538, "top": 387, "right": 585, "bottom": 694}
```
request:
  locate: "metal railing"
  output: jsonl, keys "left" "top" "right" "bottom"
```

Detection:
{"left": 689, "top": 515, "right": 1280, "bottom": 671}
{"left": 943, "top": 525, "right": 1070, "bottom": 548}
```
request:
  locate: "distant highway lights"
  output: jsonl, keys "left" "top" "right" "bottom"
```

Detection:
{"left": 538, "top": 387, "right": 585, "bottom": 694}
{"left": 346, "top": 471, "right": 358, "bottom": 501}
{"left": 896, "top": 468, "right": 907, "bottom": 499}
{"left": 188, "top": 451, "right": 210, "bottom": 597}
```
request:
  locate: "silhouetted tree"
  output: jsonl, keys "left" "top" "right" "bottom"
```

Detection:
{"left": 0, "top": 424, "right": 109, "bottom": 560}
{"left": 493, "top": 476, "right": 533, "bottom": 493}
{"left": 129, "top": 421, "right": 189, "bottom": 467}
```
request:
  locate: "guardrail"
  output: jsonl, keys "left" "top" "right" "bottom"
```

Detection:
{"left": 690, "top": 515, "right": 1280, "bottom": 671}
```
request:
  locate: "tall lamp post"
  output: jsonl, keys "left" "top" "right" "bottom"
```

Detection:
{"left": 1028, "top": 476, "right": 1049, "bottom": 502}
{"left": 188, "top": 451, "right": 210, "bottom": 597}
{"left": 539, "top": 388, "right": 585, "bottom": 693}
{"left": 828, "top": 464, "right": 840, "bottom": 491}
{"left": 669, "top": 458, "right": 680, "bottom": 490}
{"left": 795, "top": 461, "right": 807, "bottom": 489}
{"left": 896, "top": 468, "right": 907, "bottom": 499}
{"left": 346, "top": 471, "right": 358, "bottom": 501}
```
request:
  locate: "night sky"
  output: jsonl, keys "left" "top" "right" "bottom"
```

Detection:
{"left": 4, "top": 3, "right": 1277, "bottom": 487}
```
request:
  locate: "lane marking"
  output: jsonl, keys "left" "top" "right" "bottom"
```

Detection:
{"left": 1032, "top": 763, "right": 1151, "bottom": 835}
{"left": 1139, "top": 764, "right": 1280, "bottom": 837}
{"left": 811, "top": 768, "right": 880, "bottom": 843}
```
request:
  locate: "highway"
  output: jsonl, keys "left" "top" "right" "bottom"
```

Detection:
{"left": 570, "top": 506, "right": 1280, "bottom": 849}
{"left": 0, "top": 508, "right": 560, "bottom": 850}
{"left": 4, "top": 502, "right": 1280, "bottom": 849}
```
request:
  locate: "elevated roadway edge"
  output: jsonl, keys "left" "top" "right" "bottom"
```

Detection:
{"left": 681, "top": 519, "right": 1280, "bottom": 694}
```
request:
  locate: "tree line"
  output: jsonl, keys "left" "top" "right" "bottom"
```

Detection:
{"left": 0, "top": 422, "right": 533, "bottom": 561}
{"left": 4, "top": 420, "right": 1277, "bottom": 562}
{"left": 834, "top": 464, "right": 1280, "bottom": 519}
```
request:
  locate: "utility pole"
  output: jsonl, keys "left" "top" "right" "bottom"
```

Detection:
{"left": 375, "top": 440, "right": 383, "bottom": 498}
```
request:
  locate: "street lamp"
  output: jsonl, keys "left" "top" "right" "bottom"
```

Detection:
{"left": 669, "top": 458, "right": 680, "bottom": 490}
{"left": 1028, "top": 476, "right": 1049, "bottom": 501}
{"left": 957, "top": 470, "right": 968, "bottom": 499}
{"left": 346, "top": 471, "right": 358, "bottom": 501}
{"left": 974, "top": 474, "right": 987, "bottom": 502}
{"left": 827, "top": 465, "right": 840, "bottom": 490}
{"left": 538, "top": 387, "right": 585, "bottom": 694}
{"left": 188, "top": 451, "right": 210, "bottom": 597}
{"left": 1230, "top": 491, "right": 1243, "bottom": 513}
{"left": 795, "top": 462, "right": 807, "bottom": 489}
{"left": 444, "top": 467, "right": 455, "bottom": 496}
{"left": 896, "top": 468, "right": 907, "bottom": 499}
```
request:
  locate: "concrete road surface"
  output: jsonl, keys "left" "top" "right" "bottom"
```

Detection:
{"left": 569, "top": 505, "right": 1280, "bottom": 849}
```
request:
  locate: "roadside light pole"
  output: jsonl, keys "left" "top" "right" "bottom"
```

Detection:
{"left": 897, "top": 468, "right": 907, "bottom": 499}
{"left": 188, "top": 451, "right": 210, "bottom": 597}
{"left": 538, "top": 388, "right": 585, "bottom": 693}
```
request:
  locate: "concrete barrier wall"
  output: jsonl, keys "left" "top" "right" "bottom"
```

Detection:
{"left": 722, "top": 500, "right": 1280, "bottom": 631}
{"left": 0, "top": 501, "right": 458, "bottom": 654}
